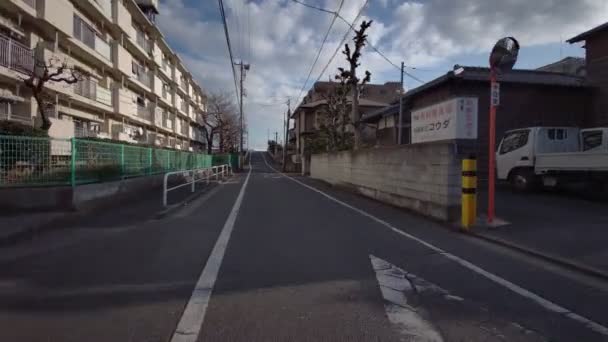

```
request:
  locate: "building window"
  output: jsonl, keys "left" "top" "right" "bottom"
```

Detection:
{"left": 73, "top": 15, "right": 96, "bottom": 49}
{"left": 136, "top": 95, "right": 145, "bottom": 107}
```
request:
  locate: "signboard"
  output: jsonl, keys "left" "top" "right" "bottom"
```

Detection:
{"left": 491, "top": 82, "right": 500, "bottom": 106}
{"left": 411, "top": 97, "right": 478, "bottom": 144}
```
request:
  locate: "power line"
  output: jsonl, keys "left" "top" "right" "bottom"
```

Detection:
{"left": 218, "top": 0, "right": 241, "bottom": 110}
{"left": 311, "top": 0, "right": 368, "bottom": 86}
{"left": 294, "top": 0, "right": 345, "bottom": 108}
{"left": 291, "top": 0, "right": 426, "bottom": 84}
{"left": 291, "top": 0, "right": 334, "bottom": 14}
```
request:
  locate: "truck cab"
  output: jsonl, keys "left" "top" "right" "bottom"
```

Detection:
{"left": 496, "top": 127, "right": 580, "bottom": 189}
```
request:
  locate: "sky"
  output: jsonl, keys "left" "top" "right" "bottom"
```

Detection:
{"left": 157, "top": 0, "right": 608, "bottom": 151}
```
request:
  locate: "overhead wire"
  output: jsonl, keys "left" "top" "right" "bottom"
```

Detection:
{"left": 311, "top": 0, "right": 368, "bottom": 87}
{"left": 217, "top": 0, "right": 241, "bottom": 110}
{"left": 293, "top": 0, "right": 345, "bottom": 108}
{"left": 291, "top": 0, "right": 427, "bottom": 85}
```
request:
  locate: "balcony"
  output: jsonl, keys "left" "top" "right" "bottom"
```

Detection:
{"left": 73, "top": 78, "right": 113, "bottom": 108}
{"left": 135, "top": 29, "right": 152, "bottom": 55}
{"left": 180, "top": 101, "right": 188, "bottom": 114}
{"left": 0, "top": 35, "right": 34, "bottom": 75}
{"left": 23, "top": 0, "right": 37, "bottom": 8}
{"left": 136, "top": 105, "right": 152, "bottom": 121}
{"left": 132, "top": 62, "right": 151, "bottom": 88}
{"left": 74, "top": 78, "right": 97, "bottom": 101}
{"left": 92, "top": 0, "right": 112, "bottom": 19}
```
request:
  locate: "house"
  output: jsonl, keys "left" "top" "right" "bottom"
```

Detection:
{"left": 567, "top": 21, "right": 608, "bottom": 126}
{"left": 362, "top": 66, "right": 591, "bottom": 179}
{"left": 291, "top": 81, "right": 402, "bottom": 172}
{"left": 536, "top": 56, "right": 586, "bottom": 76}
{"left": 0, "top": 0, "right": 207, "bottom": 151}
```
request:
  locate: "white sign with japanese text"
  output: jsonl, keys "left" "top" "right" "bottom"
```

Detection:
{"left": 411, "top": 97, "right": 478, "bottom": 144}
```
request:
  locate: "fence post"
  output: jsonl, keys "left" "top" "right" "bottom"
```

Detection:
{"left": 120, "top": 144, "right": 125, "bottom": 179}
{"left": 70, "top": 138, "right": 76, "bottom": 187}
{"left": 148, "top": 147, "right": 153, "bottom": 175}
{"left": 166, "top": 150, "right": 170, "bottom": 171}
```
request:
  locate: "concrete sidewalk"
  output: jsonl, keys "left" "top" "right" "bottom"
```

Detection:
{"left": 475, "top": 188, "right": 608, "bottom": 277}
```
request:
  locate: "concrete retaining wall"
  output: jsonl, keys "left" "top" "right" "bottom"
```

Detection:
{"left": 310, "top": 143, "right": 462, "bottom": 221}
{"left": 0, "top": 175, "right": 168, "bottom": 213}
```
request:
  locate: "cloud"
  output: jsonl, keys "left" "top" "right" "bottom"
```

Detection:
{"left": 157, "top": 0, "right": 608, "bottom": 150}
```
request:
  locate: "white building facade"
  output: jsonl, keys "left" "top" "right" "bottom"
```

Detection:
{"left": 0, "top": 0, "right": 207, "bottom": 151}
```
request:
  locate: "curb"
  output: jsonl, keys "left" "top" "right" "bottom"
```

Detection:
{"left": 468, "top": 231, "right": 608, "bottom": 281}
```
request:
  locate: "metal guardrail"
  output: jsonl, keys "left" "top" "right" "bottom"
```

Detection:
{"left": 162, "top": 164, "right": 232, "bottom": 207}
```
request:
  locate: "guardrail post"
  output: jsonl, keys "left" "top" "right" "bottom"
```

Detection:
{"left": 70, "top": 138, "right": 76, "bottom": 187}
{"left": 461, "top": 156, "right": 477, "bottom": 230}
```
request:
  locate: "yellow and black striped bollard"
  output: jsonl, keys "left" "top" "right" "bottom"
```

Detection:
{"left": 461, "top": 156, "right": 477, "bottom": 230}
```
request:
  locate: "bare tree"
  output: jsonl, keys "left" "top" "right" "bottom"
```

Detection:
{"left": 339, "top": 20, "right": 373, "bottom": 149}
{"left": 316, "top": 73, "right": 351, "bottom": 151}
{"left": 203, "top": 91, "right": 237, "bottom": 153}
{"left": 21, "top": 43, "right": 82, "bottom": 131}
{"left": 219, "top": 111, "right": 240, "bottom": 153}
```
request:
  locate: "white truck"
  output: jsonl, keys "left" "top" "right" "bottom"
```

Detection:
{"left": 496, "top": 126, "right": 608, "bottom": 191}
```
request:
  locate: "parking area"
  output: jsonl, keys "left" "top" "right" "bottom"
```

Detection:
{"left": 477, "top": 186, "right": 608, "bottom": 274}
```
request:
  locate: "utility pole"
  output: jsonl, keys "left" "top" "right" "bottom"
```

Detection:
{"left": 274, "top": 131, "right": 278, "bottom": 156}
{"left": 397, "top": 61, "right": 404, "bottom": 145}
{"left": 282, "top": 99, "right": 290, "bottom": 171}
{"left": 233, "top": 61, "right": 250, "bottom": 165}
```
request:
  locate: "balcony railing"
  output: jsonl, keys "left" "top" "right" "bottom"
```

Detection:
{"left": 132, "top": 63, "right": 151, "bottom": 88}
{"left": 74, "top": 78, "right": 97, "bottom": 100}
{"left": 180, "top": 78, "right": 188, "bottom": 90}
{"left": 136, "top": 105, "right": 152, "bottom": 121}
{"left": 0, "top": 35, "right": 34, "bottom": 74}
{"left": 23, "top": 0, "right": 36, "bottom": 8}
{"left": 137, "top": 71, "right": 151, "bottom": 88}
{"left": 180, "top": 101, "right": 188, "bottom": 113}
{"left": 135, "top": 29, "right": 152, "bottom": 54}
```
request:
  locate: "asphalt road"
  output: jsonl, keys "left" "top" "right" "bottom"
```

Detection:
{"left": 1, "top": 152, "right": 607, "bottom": 341}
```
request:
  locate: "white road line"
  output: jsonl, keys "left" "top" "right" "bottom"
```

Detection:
{"left": 260, "top": 153, "right": 608, "bottom": 337}
{"left": 371, "top": 255, "right": 444, "bottom": 342}
{"left": 170, "top": 155, "right": 252, "bottom": 342}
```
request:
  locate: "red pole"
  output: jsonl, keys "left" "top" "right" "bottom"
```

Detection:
{"left": 488, "top": 69, "right": 497, "bottom": 223}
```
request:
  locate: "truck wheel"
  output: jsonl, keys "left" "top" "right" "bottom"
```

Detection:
{"left": 510, "top": 169, "right": 536, "bottom": 192}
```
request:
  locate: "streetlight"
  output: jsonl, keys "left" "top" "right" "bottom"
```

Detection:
{"left": 487, "top": 37, "right": 519, "bottom": 223}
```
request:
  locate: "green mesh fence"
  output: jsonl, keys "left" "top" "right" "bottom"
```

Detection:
{"left": 0, "top": 135, "right": 228, "bottom": 187}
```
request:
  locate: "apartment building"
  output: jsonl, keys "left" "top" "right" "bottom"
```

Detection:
{"left": 0, "top": 0, "right": 207, "bottom": 151}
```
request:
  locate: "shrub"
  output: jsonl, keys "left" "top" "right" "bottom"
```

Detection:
{"left": 0, "top": 120, "right": 48, "bottom": 137}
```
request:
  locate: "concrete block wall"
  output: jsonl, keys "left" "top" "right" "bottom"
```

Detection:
{"left": 310, "top": 143, "right": 462, "bottom": 221}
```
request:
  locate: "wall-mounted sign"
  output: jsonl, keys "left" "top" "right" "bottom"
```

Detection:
{"left": 411, "top": 97, "right": 478, "bottom": 144}
{"left": 491, "top": 83, "right": 500, "bottom": 106}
